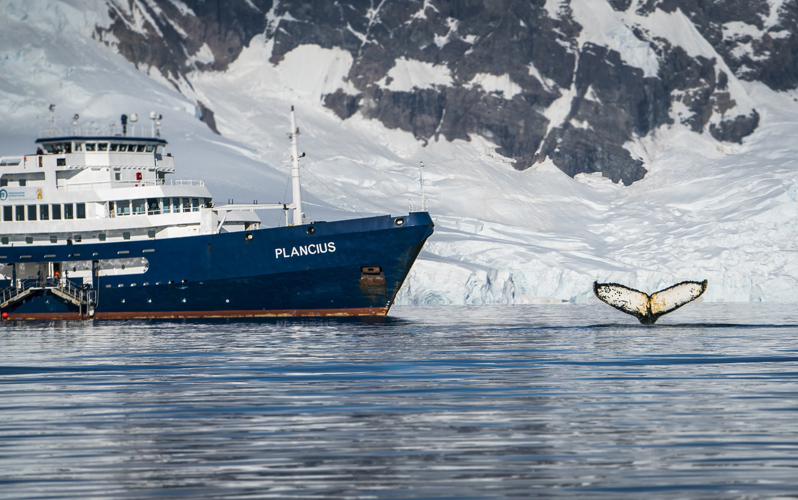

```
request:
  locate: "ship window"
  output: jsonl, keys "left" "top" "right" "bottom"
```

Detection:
{"left": 98, "top": 143, "right": 108, "bottom": 151}
{"left": 146, "top": 145, "right": 154, "bottom": 153}
{"left": 147, "top": 199, "right": 159, "bottom": 215}
{"left": 118, "top": 145, "right": 127, "bottom": 152}
{"left": 50, "top": 236, "right": 57, "bottom": 243}
{"left": 64, "top": 203, "right": 74, "bottom": 219}
{"left": 114, "top": 172, "right": 121, "bottom": 181}
{"left": 75, "top": 143, "right": 82, "bottom": 151}
{"left": 76, "top": 203, "right": 86, "bottom": 219}
{"left": 109, "top": 144, "right": 118, "bottom": 152}
{"left": 56, "top": 158, "right": 66, "bottom": 166}
{"left": 132, "top": 199, "right": 146, "bottom": 215}
{"left": 19, "top": 179, "right": 26, "bottom": 187}
{"left": 123, "top": 232, "right": 130, "bottom": 240}
{"left": 74, "top": 235, "right": 82, "bottom": 243}
{"left": 27, "top": 205, "right": 36, "bottom": 221}
{"left": 0, "top": 179, "right": 6, "bottom": 187}
{"left": 136, "top": 145, "right": 146, "bottom": 152}
{"left": 192, "top": 198, "right": 199, "bottom": 211}
{"left": 183, "top": 198, "right": 191, "bottom": 212}
{"left": 148, "top": 230, "right": 156, "bottom": 238}
{"left": 172, "top": 198, "right": 181, "bottom": 213}
{"left": 1, "top": 237, "right": 7, "bottom": 245}
{"left": 2, "top": 206, "right": 11, "bottom": 221}
{"left": 44, "top": 144, "right": 55, "bottom": 153}
{"left": 162, "top": 197, "right": 171, "bottom": 213}
{"left": 117, "top": 200, "right": 130, "bottom": 216}
{"left": 98, "top": 233, "right": 106, "bottom": 241}
{"left": 25, "top": 236, "right": 33, "bottom": 244}
{"left": 40, "top": 205, "right": 49, "bottom": 220}
{"left": 15, "top": 205, "right": 24, "bottom": 221}
{"left": 52, "top": 204, "right": 62, "bottom": 220}
{"left": 85, "top": 143, "right": 96, "bottom": 151}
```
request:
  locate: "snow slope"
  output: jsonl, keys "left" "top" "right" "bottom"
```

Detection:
{"left": 1, "top": 1, "right": 797, "bottom": 304}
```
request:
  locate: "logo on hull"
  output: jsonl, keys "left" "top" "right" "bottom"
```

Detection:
{"left": 275, "top": 242, "right": 336, "bottom": 259}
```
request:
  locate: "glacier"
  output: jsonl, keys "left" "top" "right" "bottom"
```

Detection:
{"left": 1, "top": 1, "right": 797, "bottom": 305}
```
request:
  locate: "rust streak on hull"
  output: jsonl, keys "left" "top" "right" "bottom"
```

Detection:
{"left": 4, "top": 307, "right": 390, "bottom": 321}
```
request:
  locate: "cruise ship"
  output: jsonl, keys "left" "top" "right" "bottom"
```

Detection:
{"left": 0, "top": 108, "right": 434, "bottom": 320}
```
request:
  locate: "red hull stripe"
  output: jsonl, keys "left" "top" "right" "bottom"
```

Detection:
{"left": 3, "top": 307, "right": 390, "bottom": 321}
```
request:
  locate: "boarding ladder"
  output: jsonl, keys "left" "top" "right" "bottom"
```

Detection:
{"left": 0, "top": 278, "right": 97, "bottom": 318}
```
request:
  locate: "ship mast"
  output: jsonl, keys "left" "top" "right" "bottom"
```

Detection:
{"left": 290, "top": 106, "right": 304, "bottom": 226}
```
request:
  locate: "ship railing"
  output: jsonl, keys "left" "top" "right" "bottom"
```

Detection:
{"left": 0, "top": 279, "right": 35, "bottom": 308}
{"left": 0, "top": 156, "right": 23, "bottom": 167}
{"left": 0, "top": 277, "right": 97, "bottom": 312}
{"left": 170, "top": 179, "right": 205, "bottom": 186}
{"left": 38, "top": 124, "right": 164, "bottom": 139}
{"left": 58, "top": 178, "right": 167, "bottom": 191}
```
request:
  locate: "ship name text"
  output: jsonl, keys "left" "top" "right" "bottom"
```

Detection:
{"left": 275, "top": 242, "right": 336, "bottom": 259}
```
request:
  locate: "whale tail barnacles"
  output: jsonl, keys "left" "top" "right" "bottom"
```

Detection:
{"left": 593, "top": 280, "right": 708, "bottom": 325}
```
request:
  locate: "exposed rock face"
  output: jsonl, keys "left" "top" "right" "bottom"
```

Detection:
{"left": 95, "top": 0, "right": 791, "bottom": 184}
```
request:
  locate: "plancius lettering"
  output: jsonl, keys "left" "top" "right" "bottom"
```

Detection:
{"left": 275, "top": 241, "right": 336, "bottom": 259}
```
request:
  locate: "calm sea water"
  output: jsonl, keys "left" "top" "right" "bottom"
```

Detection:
{"left": 2, "top": 304, "right": 798, "bottom": 499}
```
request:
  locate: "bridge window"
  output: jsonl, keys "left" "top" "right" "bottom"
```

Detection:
{"left": 98, "top": 143, "right": 108, "bottom": 151}
{"left": 116, "top": 200, "right": 130, "bottom": 216}
{"left": 136, "top": 145, "right": 146, "bottom": 152}
{"left": 76, "top": 203, "right": 86, "bottom": 219}
{"left": 85, "top": 143, "right": 95, "bottom": 152}
{"left": 109, "top": 144, "right": 118, "bottom": 152}
{"left": 52, "top": 204, "right": 62, "bottom": 220}
{"left": 118, "top": 145, "right": 127, "bottom": 152}
{"left": 146, "top": 145, "right": 154, "bottom": 153}
{"left": 40, "top": 205, "right": 49, "bottom": 220}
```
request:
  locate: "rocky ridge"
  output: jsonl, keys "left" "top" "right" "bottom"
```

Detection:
{"left": 95, "top": 0, "right": 793, "bottom": 185}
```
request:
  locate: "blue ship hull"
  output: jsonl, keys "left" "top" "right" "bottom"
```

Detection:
{"left": 1, "top": 212, "right": 433, "bottom": 319}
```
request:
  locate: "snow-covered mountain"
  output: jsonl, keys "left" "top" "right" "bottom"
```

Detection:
{"left": 1, "top": 0, "right": 797, "bottom": 304}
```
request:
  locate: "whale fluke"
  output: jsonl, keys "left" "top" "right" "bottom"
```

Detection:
{"left": 593, "top": 280, "right": 708, "bottom": 325}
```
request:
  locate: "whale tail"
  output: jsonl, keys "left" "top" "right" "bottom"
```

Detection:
{"left": 593, "top": 280, "right": 708, "bottom": 325}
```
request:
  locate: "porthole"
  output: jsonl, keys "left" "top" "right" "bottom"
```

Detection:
{"left": 245, "top": 233, "right": 254, "bottom": 241}
{"left": 395, "top": 217, "right": 405, "bottom": 226}
{"left": 307, "top": 226, "right": 315, "bottom": 235}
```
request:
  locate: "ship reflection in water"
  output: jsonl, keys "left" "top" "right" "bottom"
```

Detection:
{"left": 3, "top": 303, "right": 798, "bottom": 498}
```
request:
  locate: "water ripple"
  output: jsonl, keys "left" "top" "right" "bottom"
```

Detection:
{"left": 2, "top": 303, "right": 798, "bottom": 498}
